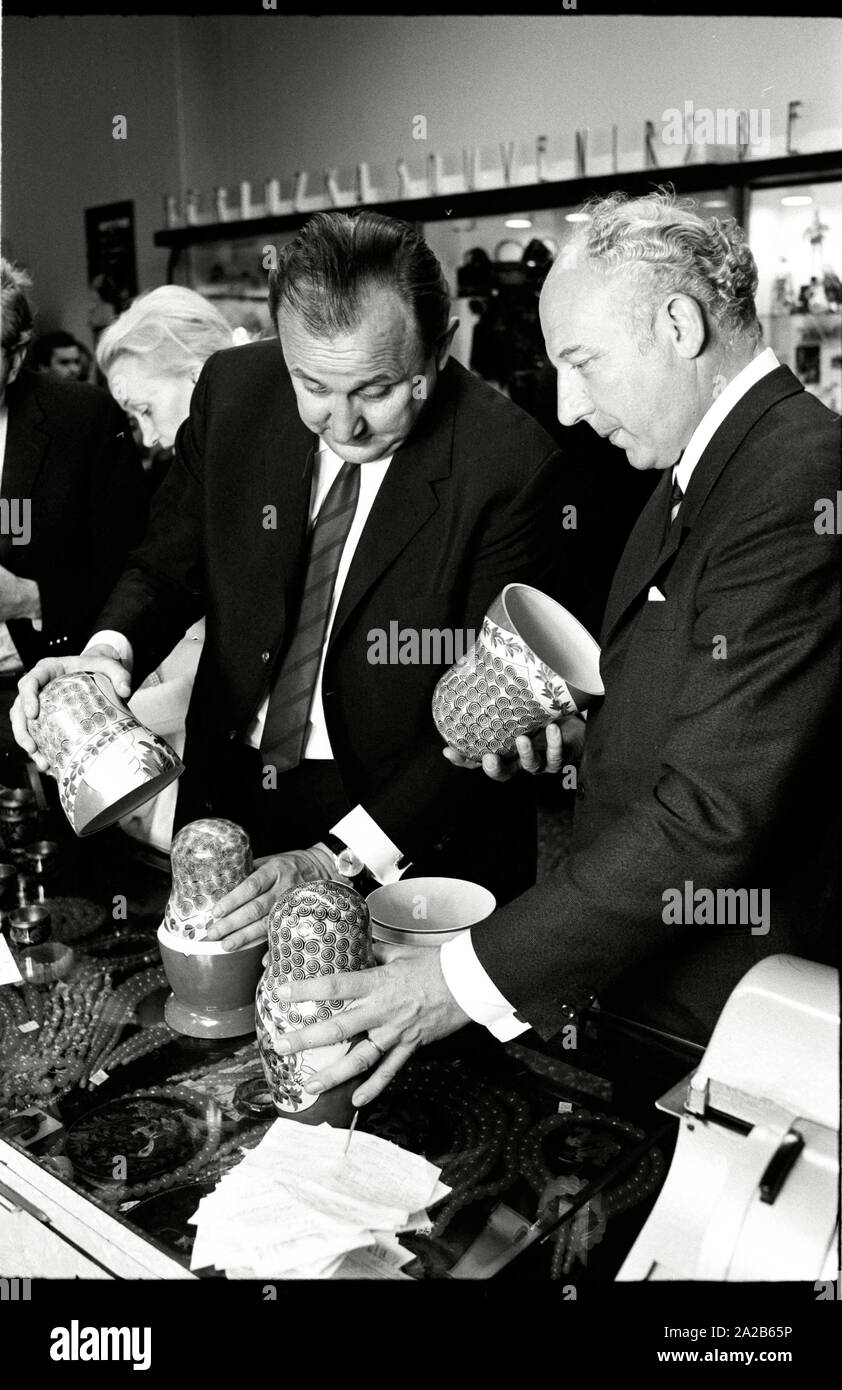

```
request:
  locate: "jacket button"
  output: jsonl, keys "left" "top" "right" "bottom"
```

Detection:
{"left": 261, "top": 649, "right": 271, "bottom": 663}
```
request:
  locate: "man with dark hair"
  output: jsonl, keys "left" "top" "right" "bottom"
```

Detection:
{"left": 30, "top": 330, "right": 85, "bottom": 382}
{"left": 14, "top": 212, "right": 568, "bottom": 916}
{"left": 241, "top": 191, "right": 838, "bottom": 1103}
{"left": 0, "top": 259, "right": 146, "bottom": 745}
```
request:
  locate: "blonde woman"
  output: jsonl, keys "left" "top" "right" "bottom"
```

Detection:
{"left": 95, "top": 286, "right": 235, "bottom": 851}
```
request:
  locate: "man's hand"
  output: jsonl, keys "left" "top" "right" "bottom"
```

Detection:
{"left": 11, "top": 645, "right": 131, "bottom": 771}
{"left": 443, "top": 714, "right": 585, "bottom": 781}
{"left": 268, "top": 943, "right": 470, "bottom": 1107}
{"left": 206, "top": 844, "right": 336, "bottom": 951}
{"left": 0, "top": 566, "right": 40, "bottom": 623}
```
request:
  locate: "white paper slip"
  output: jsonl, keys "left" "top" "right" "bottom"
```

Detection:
{"left": 333, "top": 1248, "right": 415, "bottom": 1280}
{"left": 647, "top": 586, "right": 666, "bottom": 602}
{"left": 0, "top": 936, "right": 23, "bottom": 986}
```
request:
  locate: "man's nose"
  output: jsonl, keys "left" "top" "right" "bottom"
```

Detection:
{"left": 556, "top": 366, "right": 592, "bottom": 428}
{"left": 328, "top": 396, "right": 365, "bottom": 442}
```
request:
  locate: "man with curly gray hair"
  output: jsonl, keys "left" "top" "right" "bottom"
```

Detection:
{"left": 258, "top": 189, "right": 839, "bottom": 1107}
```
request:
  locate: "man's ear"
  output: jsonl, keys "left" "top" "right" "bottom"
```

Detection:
{"left": 660, "top": 293, "right": 706, "bottom": 359}
{"left": 435, "top": 316, "right": 460, "bottom": 371}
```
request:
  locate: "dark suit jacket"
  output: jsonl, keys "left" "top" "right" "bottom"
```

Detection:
{"left": 474, "top": 366, "right": 841, "bottom": 1044}
{"left": 1, "top": 371, "right": 147, "bottom": 666}
{"left": 94, "top": 342, "right": 568, "bottom": 902}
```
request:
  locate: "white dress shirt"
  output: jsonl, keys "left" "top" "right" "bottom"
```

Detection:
{"left": 90, "top": 436, "right": 407, "bottom": 882}
{"left": 440, "top": 346, "right": 781, "bottom": 1043}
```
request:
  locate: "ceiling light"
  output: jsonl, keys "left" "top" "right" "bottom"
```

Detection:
{"left": 703, "top": 199, "right": 729, "bottom": 208}
{"left": 781, "top": 195, "right": 813, "bottom": 206}
{"left": 505, "top": 218, "right": 532, "bottom": 229}
{"left": 565, "top": 212, "right": 591, "bottom": 223}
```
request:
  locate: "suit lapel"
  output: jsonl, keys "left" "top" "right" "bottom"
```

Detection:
{"left": 327, "top": 370, "right": 455, "bottom": 649}
{"left": 2, "top": 377, "right": 50, "bottom": 496}
{"left": 259, "top": 369, "right": 317, "bottom": 644}
{"left": 600, "top": 365, "right": 805, "bottom": 648}
{"left": 0, "top": 377, "right": 51, "bottom": 567}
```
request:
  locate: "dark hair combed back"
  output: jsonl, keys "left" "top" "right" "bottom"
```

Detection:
{"left": 267, "top": 210, "right": 451, "bottom": 356}
{"left": 579, "top": 187, "right": 761, "bottom": 346}
{"left": 30, "top": 329, "right": 81, "bottom": 369}
{"left": 1, "top": 258, "right": 35, "bottom": 355}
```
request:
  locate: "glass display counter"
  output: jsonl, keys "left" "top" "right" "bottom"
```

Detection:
{"left": 0, "top": 758, "right": 699, "bottom": 1283}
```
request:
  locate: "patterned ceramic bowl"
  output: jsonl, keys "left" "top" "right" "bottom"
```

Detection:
{"left": 163, "top": 819, "right": 253, "bottom": 941}
{"left": 431, "top": 583, "right": 604, "bottom": 761}
{"left": 256, "top": 880, "right": 373, "bottom": 1117}
{"left": 29, "top": 673, "right": 184, "bottom": 837}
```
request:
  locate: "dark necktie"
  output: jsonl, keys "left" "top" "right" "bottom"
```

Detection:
{"left": 260, "top": 458, "right": 361, "bottom": 771}
{"left": 669, "top": 477, "right": 684, "bottom": 527}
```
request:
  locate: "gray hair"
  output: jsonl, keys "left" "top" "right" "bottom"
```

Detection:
{"left": 96, "top": 285, "right": 233, "bottom": 378}
{"left": 578, "top": 188, "right": 760, "bottom": 347}
{"left": 1, "top": 258, "right": 35, "bottom": 356}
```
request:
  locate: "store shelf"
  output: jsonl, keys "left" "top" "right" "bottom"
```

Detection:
{"left": 154, "top": 150, "right": 842, "bottom": 253}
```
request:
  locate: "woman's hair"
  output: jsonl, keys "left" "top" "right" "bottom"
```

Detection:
{"left": 578, "top": 187, "right": 761, "bottom": 347}
{"left": 95, "top": 285, "right": 233, "bottom": 377}
{"left": 268, "top": 210, "right": 451, "bottom": 357}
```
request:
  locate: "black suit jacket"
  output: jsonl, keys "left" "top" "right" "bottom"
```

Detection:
{"left": 474, "top": 366, "right": 841, "bottom": 1044}
{"left": 1, "top": 371, "right": 147, "bottom": 666}
{"left": 94, "top": 341, "right": 568, "bottom": 901}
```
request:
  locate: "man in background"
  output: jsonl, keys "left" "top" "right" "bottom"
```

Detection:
{"left": 29, "top": 329, "right": 86, "bottom": 382}
{"left": 0, "top": 259, "right": 147, "bottom": 746}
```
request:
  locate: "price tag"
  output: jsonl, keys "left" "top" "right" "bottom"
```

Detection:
{"left": 89, "top": 1070, "right": 110, "bottom": 1087}
{"left": 18, "top": 1020, "right": 39, "bottom": 1033}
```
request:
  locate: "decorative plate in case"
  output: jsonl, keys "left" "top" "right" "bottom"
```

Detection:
{"left": 256, "top": 880, "right": 373, "bottom": 1113}
{"left": 163, "top": 819, "right": 253, "bottom": 941}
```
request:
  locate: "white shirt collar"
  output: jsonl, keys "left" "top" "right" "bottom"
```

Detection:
{"left": 674, "top": 346, "right": 780, "bottom": 494}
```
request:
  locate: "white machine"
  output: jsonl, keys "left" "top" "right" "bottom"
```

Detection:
{"left": 617, "top": 954, "right": 839, "bottom": 1281}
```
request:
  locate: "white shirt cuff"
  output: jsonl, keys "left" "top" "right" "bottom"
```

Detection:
{"left": 439, "top": 929, "right": 530, "bottom": 1042}
{"left": 330, "top": 805, "right": 408, "bottom": 885}
{"left": 86, "top": 629, "right": 134, "bottom": 672}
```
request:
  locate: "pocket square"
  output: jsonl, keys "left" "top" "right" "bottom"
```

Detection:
{"left": 647, "top": 586, "right": 666, "bottom": 602}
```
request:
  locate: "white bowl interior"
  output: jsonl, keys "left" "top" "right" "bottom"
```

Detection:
{"left": 367, "top": 876, "right": 496, "bottom": 933}
{"left": 502, "top": 584, "right": 603, "bottom": 694}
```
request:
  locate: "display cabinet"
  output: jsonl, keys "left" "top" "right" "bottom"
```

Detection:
{"left": 155, "top": 149, "right": 842, "bottom": 411}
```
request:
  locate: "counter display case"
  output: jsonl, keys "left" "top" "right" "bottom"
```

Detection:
{"left": 0, "top": 754, "right": 700, "bottom": 1283}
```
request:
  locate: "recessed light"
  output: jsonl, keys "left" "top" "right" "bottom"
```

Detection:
{"left": 565, "top": 212, "right": 591, "bottom": 223}
{"left": 505, "top": 218, "right": 532, "bottom": 229}
{"left": 781, "top": 195, "right": 813, "bottom": 206}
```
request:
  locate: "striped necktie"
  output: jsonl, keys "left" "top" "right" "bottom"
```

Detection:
{"left": 669, "top": 477, "right": 684, "bottom": 526}
{"left": 260, "top": 459, "right": 361, "bottom": 771}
